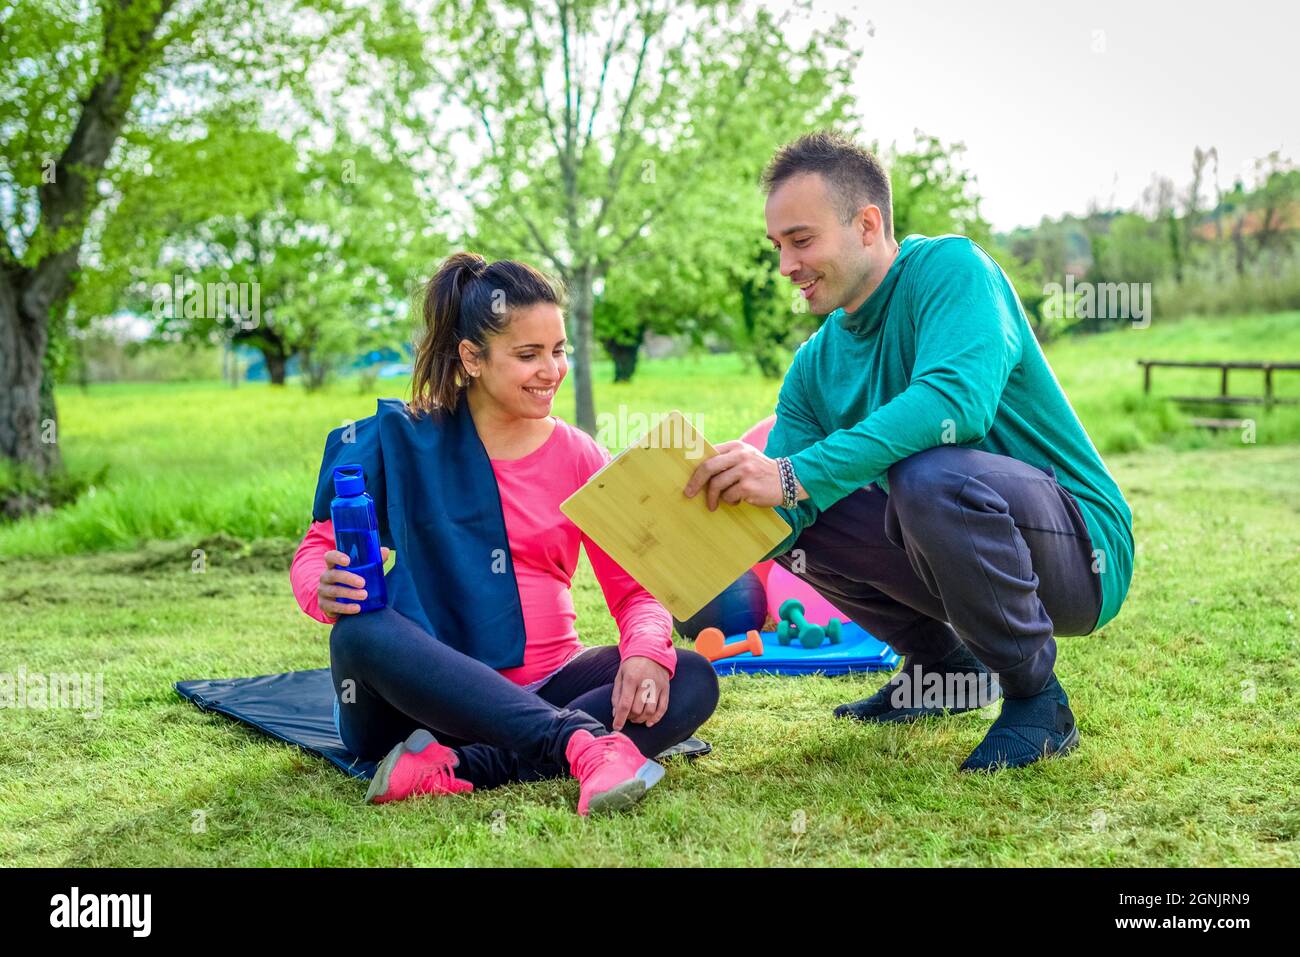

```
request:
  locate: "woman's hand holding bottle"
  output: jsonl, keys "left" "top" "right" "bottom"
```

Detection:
{"left": 318, "top": 547, "right": 393, "bottom": 618}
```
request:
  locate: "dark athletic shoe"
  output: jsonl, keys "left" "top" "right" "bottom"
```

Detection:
{"left": 960, "top": 672, "right": 1079, "bottom": 772}
{"left": 834, "top": 642, "right": 1001, "bottom": 724}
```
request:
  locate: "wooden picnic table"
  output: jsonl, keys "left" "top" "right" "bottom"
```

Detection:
{"left": 1137, "top": 359, "right": 1300, "bottom": 408}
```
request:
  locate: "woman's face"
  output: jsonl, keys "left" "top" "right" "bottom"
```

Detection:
{"left": 461, "top": 302, "right": 568, "bottom": 419}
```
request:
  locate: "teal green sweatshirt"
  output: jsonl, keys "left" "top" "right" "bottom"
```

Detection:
{"left": 765, "top": 234, "right": 1133, "bottom": 630}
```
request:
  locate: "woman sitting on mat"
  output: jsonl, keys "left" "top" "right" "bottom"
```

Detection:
{"left": 289, "top": 252, "right": 719, "bottom": 815}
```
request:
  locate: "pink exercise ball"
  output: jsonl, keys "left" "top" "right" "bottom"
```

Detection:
{"left": 739, "top": 414, "right": 777, "bottom": 453}
{"left": 740, "top": 415, "right": 779, "bottom": 589}
{"left": 765, "top": 564, "right": 853, "bottom": 627}
{"left": 737, "top": 414, "right": 852, "bottom": 626}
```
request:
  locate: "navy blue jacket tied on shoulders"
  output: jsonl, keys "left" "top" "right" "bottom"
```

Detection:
{"left": 310, "top": 397, "right": 527, "bottom": 669}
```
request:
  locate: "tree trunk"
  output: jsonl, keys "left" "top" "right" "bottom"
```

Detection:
{"left": 0, "top": 0, "right": 173, "bottom": 503}
{"left": 571, "top": 265, "right": 597, "bottom": 434}
{"left": 754, "top": 347, "right": 784, "bottom": 379}
{"left": 303, "top": 351, "right": 329, "bottom": 391}
{"left": 602, "top": 326, "right": 645, "bottom": 383}
{"left": 264, "top": 349, "right": 288, "bottom": 386}
{"left": 739, "top": 247, "right": 787, "bottom": 379}
{"left": 1167, "top": 214, "right": 1183, "bottom": 284}
{"left": 76, "top": 332, "right": 90, "bottom": 392}
{"left": 1232, "top": 217, "right": 1247, "bottom": 277}
{"left": 0, "top": 270, "right": 61, "bottom": 477}
{"left": 603, "top": 339, "right": 637, "bottom": 383}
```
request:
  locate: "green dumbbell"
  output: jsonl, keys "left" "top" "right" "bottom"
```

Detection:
{"left": 776, "top": 618, "right": 794, "bottom": 645}
{"left": 824, "top": 617, "right": 843, "bottom": 645}
{"left": 779, "top": 599, "right": 825, "bottom": 649}
{"left": 778, "top": 599, "right": 843, "bottom": 649}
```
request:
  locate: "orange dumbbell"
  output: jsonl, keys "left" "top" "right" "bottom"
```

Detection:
{"left": 695, "top": 627, "right": 764, "bottom": 662}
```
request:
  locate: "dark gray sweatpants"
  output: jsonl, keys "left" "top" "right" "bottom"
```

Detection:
{"left": 776, "top": 446, "right": 1102, "bottom": 698}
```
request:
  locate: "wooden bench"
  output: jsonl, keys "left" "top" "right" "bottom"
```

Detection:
{"left": 1137, "top": 359, "right": 1300, "bottom": 429}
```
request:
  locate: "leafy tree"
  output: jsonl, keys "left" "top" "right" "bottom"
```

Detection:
{"left": 89, "top": 119, "right": 436, "bottom": 386}
{"left": 1090, "top": 213, "right": 1173, "bottom": 287}
{"left": 389, "top": 0, "right": 855, "bottom": 432}
{"left": 888, "top": 133, "right": 991, "bottom": 243}
{"left": 0, "top": 0, "right": 350, "bottom": 493}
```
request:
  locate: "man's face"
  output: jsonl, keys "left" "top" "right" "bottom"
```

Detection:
{"left": 764, "top": 172, "right": 874, "bottom": 316}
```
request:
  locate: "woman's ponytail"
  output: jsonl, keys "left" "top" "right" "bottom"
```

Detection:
{"left": 409, "top": 251, "right": 566, "bottom": 415}
{"left": 410, "top": 252, "right": 487, "bottom": 414}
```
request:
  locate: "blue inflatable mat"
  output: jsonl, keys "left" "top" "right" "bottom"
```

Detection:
{"left": 708, "top": 622, "right": 899, "bottom": 676}
{"left": 175, "top": 668, "right": 712, "bottom": 779}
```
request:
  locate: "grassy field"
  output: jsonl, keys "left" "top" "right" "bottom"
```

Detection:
{"left": 1, "top": 312, "right": 1298, "bottom": 866}
{"left": 1, "top": 443, "right": 1296, "bottom": 866}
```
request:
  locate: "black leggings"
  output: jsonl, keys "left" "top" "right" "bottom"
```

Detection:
{"left": 330, "top": 605, "right": 720, "bottom": 789}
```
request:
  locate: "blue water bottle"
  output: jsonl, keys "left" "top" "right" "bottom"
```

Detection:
{"left": 329, "top": 465, "right": 388, "bottom": 613}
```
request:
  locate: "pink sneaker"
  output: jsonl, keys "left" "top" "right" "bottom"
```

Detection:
{"left": 365, "top": 729, "right": 473, "bottom": 804}
{"left": 565, "top": 729, "right": 665, "bottom": 816}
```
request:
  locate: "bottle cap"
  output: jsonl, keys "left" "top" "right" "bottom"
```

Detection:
{"left": 333, "top": 465, "right": 366, "bottom": 498}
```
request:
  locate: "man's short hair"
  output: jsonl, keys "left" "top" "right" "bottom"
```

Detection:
{"left": 762, "top": 130, "right": 893, "bottom": 237}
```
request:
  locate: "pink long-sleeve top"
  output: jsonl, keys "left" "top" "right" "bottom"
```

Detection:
{"left": 290, "top": 416, "right": 676, "bottom": 684}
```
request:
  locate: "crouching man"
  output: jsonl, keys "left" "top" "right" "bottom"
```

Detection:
{"left": 685, "top": 131, "right": 1133, "bottom": 771}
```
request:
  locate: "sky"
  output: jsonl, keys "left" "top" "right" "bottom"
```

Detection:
{"left": 811, "top": 0, "right": 1300, "bottom": 230}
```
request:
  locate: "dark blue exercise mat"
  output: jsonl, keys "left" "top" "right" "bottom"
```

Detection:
{"left": 174, "top": 668, "right": 711, "bottom": 781}
{"left": 176, "top": 669, "right": 377, "bottom": 779}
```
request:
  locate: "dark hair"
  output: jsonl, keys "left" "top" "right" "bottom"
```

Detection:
{"left": 762, "top": 130, "right": 894, "bottom": 237}
{"left": 409, "top": 252, "right": 567, "bottom": 415}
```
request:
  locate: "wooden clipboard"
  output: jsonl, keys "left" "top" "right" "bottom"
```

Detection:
{"left": 560, "top": 411, "right": 791, "bottom": 621}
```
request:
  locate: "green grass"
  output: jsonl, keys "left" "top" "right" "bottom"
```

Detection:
{"left": 2, "top": 310, "right": 1299, "bottom": 559}
{"left": 1, "top": 310, "right": 1298, "bottom": 865}
{"left": 1043, "top": 310, "right": 1300, "bottom": 454}
{"left": 1, "top": 443, "right": 1296, "bottom": 865}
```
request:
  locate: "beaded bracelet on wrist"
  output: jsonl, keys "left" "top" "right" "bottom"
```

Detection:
{"left": 775, "top": 457, "right": 799, "bottom": 509}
